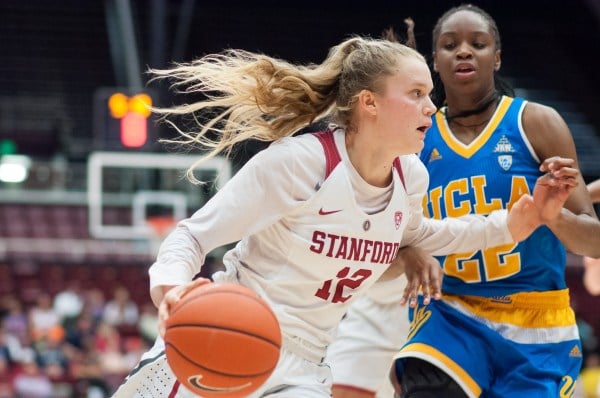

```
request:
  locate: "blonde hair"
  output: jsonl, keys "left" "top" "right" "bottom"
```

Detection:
{"left": 150, "top": 36, "right": 424, "bottom": 182}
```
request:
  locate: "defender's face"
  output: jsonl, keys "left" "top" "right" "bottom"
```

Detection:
{"left": 433, "top": 10, "right": 500, "bottom": 93}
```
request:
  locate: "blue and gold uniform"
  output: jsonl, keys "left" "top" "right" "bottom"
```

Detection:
{"left": 395, "top": 96, "right": 582, "bottom": 397}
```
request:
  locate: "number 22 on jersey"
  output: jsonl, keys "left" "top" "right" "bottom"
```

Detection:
{"left": 424, "top": 175, "right": 530, "bottom": 283}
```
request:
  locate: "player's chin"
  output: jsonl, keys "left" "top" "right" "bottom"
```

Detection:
{"left": 410, "top": 138, "right": 425, "bottom": 153}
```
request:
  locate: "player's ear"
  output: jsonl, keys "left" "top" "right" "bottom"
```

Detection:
{"left": 494, "top": 50, "right": 501, "bottom": 71}
{"left": 357, "top": 89, "right": 377, "bottom": 116}
{"left": 432, "top": 51, "right": 438, "bottom": 72}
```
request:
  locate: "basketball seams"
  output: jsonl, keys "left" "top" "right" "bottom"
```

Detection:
{"left": 172, "top": 287, "right": 281, "bottom": 331}
{"left": 165, "top": 323, "right": 281, "bottom": 348}
{"left": 165, "top": 343, "right": 277, "bottom": 378}
{"left": 165, "top": 283, "right": 281, "bottom": 395}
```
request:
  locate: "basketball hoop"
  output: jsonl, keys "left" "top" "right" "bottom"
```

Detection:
{"left": 146, "top": 215, "right": 177, "bottom": 239}
{"left": 146, "top": 216, "right": 177, "bottom": 258}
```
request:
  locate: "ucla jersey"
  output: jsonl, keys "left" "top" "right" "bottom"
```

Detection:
{"left": 420, "top": 96, "right": 566, "bottom": 296}
{"left": 395, "top": 97, "right": 581, "bottom": 397}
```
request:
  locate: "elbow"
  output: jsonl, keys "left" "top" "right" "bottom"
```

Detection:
{"left": 565, "top": 243, "right": 600, "bottom": 259}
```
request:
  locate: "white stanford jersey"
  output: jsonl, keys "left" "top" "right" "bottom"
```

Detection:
{"left": 224, "top": 130, "right": 410, "bottom": 349}
{"left": 149, "top": 129, "right": 514, "bottom": 350}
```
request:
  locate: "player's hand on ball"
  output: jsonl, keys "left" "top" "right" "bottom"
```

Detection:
{"left": 158, "top": 277, "right": 211, "bottom": 337}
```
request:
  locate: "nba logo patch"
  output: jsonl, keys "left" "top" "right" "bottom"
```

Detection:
{"left": 394, "top": 211, "right": 403, "bottom": 230}
{"left": 498, "top": 155, "right": 512, "bottom": 171}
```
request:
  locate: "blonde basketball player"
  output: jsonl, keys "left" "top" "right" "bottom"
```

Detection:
{"left": 326, "top": 22, "right": 442, "bottom": 398}
{"left": 112, "top": 35, "right": 578, "bottom": 398}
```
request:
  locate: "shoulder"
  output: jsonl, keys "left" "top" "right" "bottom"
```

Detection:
{"left": 398, "top": 154, "right": 429, "bottom": 195}
{"left": 521, "top": 100, "right": 575, "bottom": 161}
{"left": 244, "top": 133, "right": 326, "bottom": 192}
{"left": 522, "top": 101, "right": 565, "bottom": 126}
{"left": 253, "top": 133, "right": 325, "bottom": 168}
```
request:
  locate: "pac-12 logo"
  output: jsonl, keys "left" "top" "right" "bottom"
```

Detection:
{"left": 394, "top": 211, "right": 403, "bottom": 230}
{"left": 188, "top": 375, "right": 251, "bottom": 394}
{"left": 497, "top": 155, "right": 513, "bottom": 171}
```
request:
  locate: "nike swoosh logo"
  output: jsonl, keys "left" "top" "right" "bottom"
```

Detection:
{"left": 319, "top": 208, "right": 342, "bottom": 215}
{"left": 188, "top": 375, "right": 251, "bottom": 393}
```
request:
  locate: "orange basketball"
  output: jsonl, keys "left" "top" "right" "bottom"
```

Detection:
{"left": 164, "top": 283, "right": 281, "bottom": 397}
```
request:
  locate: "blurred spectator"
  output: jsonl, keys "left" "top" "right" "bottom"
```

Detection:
{"left": 28, "top": 293, "right": 62, "bottom": 342}
{"left": 93, "top": 321, "right": 132, "bottom": 393}
{"left": 93, "top": 321, "right": 120, "bottom": 355}
{"left": 0, "top": 296, "right": 28, "bottom": 345}
{"left": 137, "top": 303, "right": 158, "bottom": 344}
{"left": 0, "top": 354, "right": 14, "bottom": 398}
{"left": 69, "top": 346, "right": 109, "bottom": 398}
{"left": 35, "top": 332, "right": 68, "bottom": 380}
{"left": 579, "top": 352, "right": 600, "bottom": 398}
{"left": 97, "top": 324, "right": 128, "bottom": 375}
{"left": 102, "top": 286, "right": 139, "bottom": 329}
{"left": 98, "top": 327, "right": 131, "bottom": 393}
{"left": 122, "top": 336, "right": 146, "bottom": 371}
{"left": 64, "top": 312, "right": 96, "bottom": 351}
{"left": 583, "top": 256, "right": 600, "bottom": 296}
{"left": 81, "top": 288, "right": 106, "bottom": 324}
{"left": 0, "top": 319, "right": 25, "bottom": 364}
{"left": 573, "top": 298, "right": 599, "bottom": 356}
{"left": 12, "top": 348, "right": 53, "bottom": 398}
{"left": 53, "top": 281, "right": 84, "bottom": 330}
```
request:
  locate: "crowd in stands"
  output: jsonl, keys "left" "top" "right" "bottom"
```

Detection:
{"left": 0, "top": 282, "right": 157, "bottom": 397}
{"left": 0, "top": 257, "right": 597, "bottom": 397}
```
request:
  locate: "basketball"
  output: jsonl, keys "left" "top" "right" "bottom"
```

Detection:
{"left": 164, "top": 283, "right": 282, "bottom": 397}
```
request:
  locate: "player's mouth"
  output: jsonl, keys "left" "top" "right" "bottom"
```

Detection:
{"left": 417, "top": 122, "right": 431, "bottom": 132}
{"left": 455, "top": 63, "right": 476, "bottom": 78}
{"left": 417, "top": 123, "right": 431, "bottom": 136}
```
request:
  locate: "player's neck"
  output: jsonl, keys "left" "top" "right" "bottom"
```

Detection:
{"left": 345, "top": 132, "right": 393, "bottom": 188}
{"left": 444, "top": 91, "right": 500, "bottom": 144}
{"left": 444, "top": 90, "right": 499, "bottom": 121}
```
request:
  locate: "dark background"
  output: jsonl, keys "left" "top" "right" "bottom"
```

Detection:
{"left": 0, "top": 0, "right": 599, "bottom": 179}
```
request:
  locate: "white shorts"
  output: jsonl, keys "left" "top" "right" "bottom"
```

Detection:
{"left": 326, "top": 277, "right": 409, "bottom": 397}
{"left": 113, "top": 335, "right": 332, "bottom": 398}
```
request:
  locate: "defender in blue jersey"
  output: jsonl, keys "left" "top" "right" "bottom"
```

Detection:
{"left": 391, "top": 5, "right": 600, "bottom": 398}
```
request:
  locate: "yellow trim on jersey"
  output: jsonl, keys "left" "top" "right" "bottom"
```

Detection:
{"left": 400, "top": 342, "right": 482, "bottom": 397}
{"left": 436, "top": 96, "right": 514, "bottom": 159}
{"left": 443, "top": 289, "right": 576, "bottom": 328}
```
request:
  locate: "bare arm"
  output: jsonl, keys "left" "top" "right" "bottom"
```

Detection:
{"left": 588, "top": 179, "right": 600, "bottom": 204}
{"left": 523, "top": 102, "right": 600, "bottom": 257}
{"left": 583, "top": 256, "right": 600, "bottom": 296}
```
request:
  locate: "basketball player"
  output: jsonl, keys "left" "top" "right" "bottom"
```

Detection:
{"left": 112, "top": 35, "right": 577, "bottom": 398}
{"left": 326, "top": 22, "right": 440, "bottom": 398}
{"left": 388, "top": 5, "right": 600, "bottom": 397}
